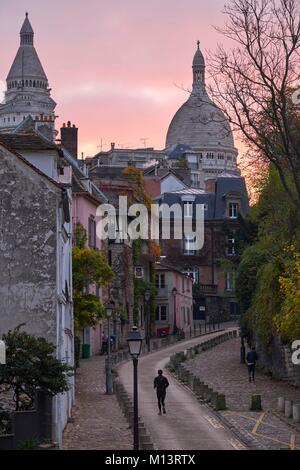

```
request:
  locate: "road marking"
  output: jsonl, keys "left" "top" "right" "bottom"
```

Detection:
{"left": 255, "top": 430, "right": 300, "bottom": 449}
{"left": 228, "top": 438, "right": 246, "bottom": 450}
{"left": 290, "top": 433, "right": 296, "bottom": 450}
{"left": 204, "top": 415, "right": 224, "bottom": 429}
{"left": 252, "top": 412, "right": 266, "bottom": 434}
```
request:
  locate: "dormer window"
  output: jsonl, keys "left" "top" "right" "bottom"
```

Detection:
{"left": 184, "top": 202, "right": 193, "bottom": 218}
{"left": 206, "top": 152, "right": 214, "bottom": 159}
{"left": 229, "top": 203, "right": 238, "bottom": 219}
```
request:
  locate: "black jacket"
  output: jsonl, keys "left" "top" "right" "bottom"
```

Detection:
{"left": 154, "top": 375, "right": 169, "bottom": 394}
{"left": 246, "top": 350, "right": 258, "bottom": 365}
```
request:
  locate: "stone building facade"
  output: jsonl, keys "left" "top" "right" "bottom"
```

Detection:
{"left": 0, "top": 14, "right": 56, "bottom": 141}
{"left": 0, "top": 141, "right": 74, "bottom": 446}
{"left": 157, "top": 175, "right": 249, "bottom": 322}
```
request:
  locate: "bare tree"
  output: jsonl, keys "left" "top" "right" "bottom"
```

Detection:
{"left": 207, "top": 0, "right": 300, "bottom": 210}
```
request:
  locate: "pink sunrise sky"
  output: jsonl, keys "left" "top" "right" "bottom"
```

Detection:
{"left": 0, "top": 0, "right": 236, "bottom": 157}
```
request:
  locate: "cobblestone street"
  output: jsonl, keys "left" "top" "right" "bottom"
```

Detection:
{"left": 62, "top": 355, "right": 132, "bottom": 450}
{"left": 185, "top": 337, "right": 300, "bottom": 449}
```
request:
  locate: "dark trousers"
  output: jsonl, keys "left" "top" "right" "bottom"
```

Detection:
{"left": 157, "top": 392, "right": 166, "bottom": 411}
{"left": 248, "top": 364, "right": 255, "bottom": 380}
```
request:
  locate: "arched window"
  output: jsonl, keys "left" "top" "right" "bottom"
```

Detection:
{"left": 33, "top": 81, "right": 35, "bottom": 87}
{"left": 29, "top": 80, "right": 32, "bottom": 87}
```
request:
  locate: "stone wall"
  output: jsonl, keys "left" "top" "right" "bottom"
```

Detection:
{"left": 257, "top": 335, "right": 300, "bottom": 387}
{"left": 0, "top": 145, "right": 59, "bottom": 343}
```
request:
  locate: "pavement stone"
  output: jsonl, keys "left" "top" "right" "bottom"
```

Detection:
{"left": 184, "top": 337, "right": 300, "bottom": 449}
{"left": 62, "top": 355, "right": 132, "bottom": 450}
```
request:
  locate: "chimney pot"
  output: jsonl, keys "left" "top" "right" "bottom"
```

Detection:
{"left": 61, "top": 121, "right": 78, "bottom": 159}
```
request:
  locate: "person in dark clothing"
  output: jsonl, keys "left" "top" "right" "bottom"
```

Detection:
{"left": 246, "top": 347, "right": 258, "bottom": 382}
{"left": 154, "top": 370, "right": 169, "bottom": 415}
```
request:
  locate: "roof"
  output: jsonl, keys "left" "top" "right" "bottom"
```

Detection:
{"left": 156, "top": 175, "right": 249, "bottom": 221}
{"left": 0, "top": 139, "right": 62, "bottom": 191}
{"left": 193, "top": 42, "right": 205, "bottom": 67}
{"left": 0, "top": 131, "right": 57, "bottom": 151}
{"left": 164, "top": 144, "right": 191, "bottom": 160}
{"left": 169, "top": 188, "right": 206, "bottom": 195}
{"left": 61, "top": 148, "right": 108, "bottom": 203}
{"left": 20, "top": 13, "right": 34, "bottom": 35}
{"left": 7, "top": 15, "right": 47, "bottom": 81}
{"left": 166, "top": 46, "right": 236, "bottom": 153}
{"left": 156, "top": 261, "right": 193, "bottom": 278}
{"left": 7, "top": 45, "right": 47, "bottom": 81}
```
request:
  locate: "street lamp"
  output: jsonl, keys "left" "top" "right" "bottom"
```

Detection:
{"left": 127, "top": 326, "right": 143, "bottom": 451}
{"left": 105, "top": 302, "right": 114, "bottom": 395}
{"left": 144, "top": 290, "right": 151, "bottom": 353}
{"left": 172, "top": 287, "right": 178, "bottom": 335}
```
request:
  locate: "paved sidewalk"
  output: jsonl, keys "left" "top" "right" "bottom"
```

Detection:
{"left": 62, "top": 355, "right": 132, "bottom": 450}
{"left": 119, "top": 329, "right": 246, "bottom": 450}
{"left": 185, "top": 337, "right": 300, "bottom": 450}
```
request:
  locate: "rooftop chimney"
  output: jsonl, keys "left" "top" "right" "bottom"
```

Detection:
{"left": 111, "top": 142, "right": 115, "bottom": 150}
{"left": 60, "top": 121, "right": 78, "bottom": 159}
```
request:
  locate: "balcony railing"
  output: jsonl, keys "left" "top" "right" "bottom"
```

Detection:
{"left": 198, "top": 284, "right": 218, "bottom": 295}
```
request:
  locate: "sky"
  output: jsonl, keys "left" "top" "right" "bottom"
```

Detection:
{"left": 0, "top": 0, "right": 235, "bottom": 157}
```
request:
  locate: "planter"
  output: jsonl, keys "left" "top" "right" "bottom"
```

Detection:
{"left": 0, "top": 434, "right": 14, "bottom": 450}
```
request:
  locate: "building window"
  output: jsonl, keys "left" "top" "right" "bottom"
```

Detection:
{"left": 183, "top": 235, "right": 196, "bottom": 255}
{"left": 206, "top": 152, "right": 214, "bottom": 159}
{"left": 184, "top": 202, "right": 193, "bottom": 218}
{"left": 187, "top": 307, "right": 191, "bottom": 325}
{"left": 226, "top": 271, "right": 236, "bottom": 291}
{"left": 218, "top": 153, "right": 225, "bottom": 160}
{"left": 184, "top": 268, "right": 199, "bottom": 284}
{"left": 227, "top": 237, "right": 236, "bottom": 256}
{"left": 227, "top": 154, "right": 232, "bottom": 161}
{"left": 191, "top": 173, "right": 199, "bottom": 187}
{"left": 88, "top": 216, "right": 96, "bottom": 248}
{"left": 229, "top": 203, "right": 238, "bottom": 219}
{"left": 155, "top": 274, "right": 166, "bottom": 289}
{"left": 155, "top": 305, "right": 168, "bottom": 322}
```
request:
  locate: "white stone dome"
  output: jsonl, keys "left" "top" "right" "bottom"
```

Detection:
{"left": 166, "top": 43, "right": 236, "bottom": 154}
{"left": 166, "top": 91, "right": 235, "bottom": 151}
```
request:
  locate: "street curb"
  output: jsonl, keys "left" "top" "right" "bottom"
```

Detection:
{"left": 114, "top": 380, "right": 156, "bottom": 450}
{"left": 166, "top": 329, "right": 265, "bottom": 450}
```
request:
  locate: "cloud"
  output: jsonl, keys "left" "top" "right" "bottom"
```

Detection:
{"left": 56, "top": 81, "right": 181, "bottom": 105}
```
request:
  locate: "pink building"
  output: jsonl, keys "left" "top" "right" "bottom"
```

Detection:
{"left": 63, "top": 148, "right": 108, "bottom": 356}
{"left": 155, "top": 262, "right": 193, "bottom": 337}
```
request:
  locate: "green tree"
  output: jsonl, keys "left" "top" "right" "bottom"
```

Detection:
{"left": 0, "top": 326, "right": 73, "bottom": 411}
{"left": 236, "top": 165, "right": 300, "bottom": 347}
{"left": 73, "top": 244, "right": 113, "bottom": 331}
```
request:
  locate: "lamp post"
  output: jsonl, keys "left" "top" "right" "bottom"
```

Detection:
{"left": 105, "top": 302, "right": 114, "bottom": 395}
{"left": 172, "top": 287, "right": 178, "bottom": 335}
{"left": 127, "top": 326, "right": 143, "bottom": 451}
{"left": 144, "top": 290, "right": 151, "bottom": 352}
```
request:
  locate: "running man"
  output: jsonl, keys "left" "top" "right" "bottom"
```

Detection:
{"left": 154, "top": 369, "right": 169, "bottom": 415}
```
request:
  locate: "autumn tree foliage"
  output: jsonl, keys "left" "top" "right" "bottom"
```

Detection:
{"left": 73, "top": 223, "right": 113, "bottom": 331}
{"left": 208, "top": 0, "right": 300, "bottom": 213}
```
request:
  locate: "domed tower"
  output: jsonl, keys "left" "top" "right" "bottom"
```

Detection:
{"left": 0, "top": 13, "right": 57, "bottom": 141}
{"left": 166, "top": 42, "right": 239, "bottom": 180}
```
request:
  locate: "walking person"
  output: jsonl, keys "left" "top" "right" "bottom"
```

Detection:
{"left": 246, "top": 346, "right": 258, "bottom": 382}
{"left": 154, "top": 369, "right": 169, "bottom": 415}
